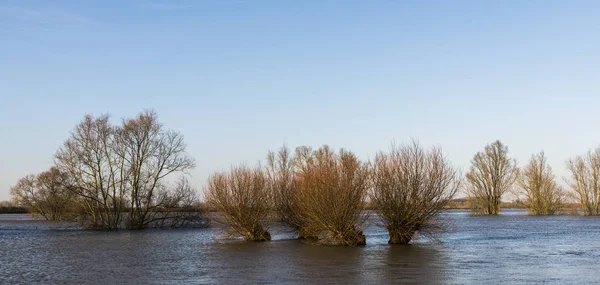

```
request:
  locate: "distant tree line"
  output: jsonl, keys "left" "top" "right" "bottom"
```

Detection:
{"left": 8, "top": 110, "right": 600, "bottom": 246}
{"left": 0, "top": 200, "right": 28, "bottom": 214}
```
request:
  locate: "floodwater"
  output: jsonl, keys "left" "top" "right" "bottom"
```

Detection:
{"left": 1, "top": 210, "right": 600, "bottom": 284}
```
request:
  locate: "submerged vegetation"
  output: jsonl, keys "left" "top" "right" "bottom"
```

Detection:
{"left": 8, "top": 111, "right": 600, "bottom": 246}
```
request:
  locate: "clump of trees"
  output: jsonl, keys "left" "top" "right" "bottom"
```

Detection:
{"left": 11, "top": 110, "right": 208, "bottom": 229}
{"left": 566, "top": 148, "right": 600, "bottom": 216}
{"left": 10, "top": 167, "right": 76, "bottom": 220}
{"left": 292, "top": 145, "right": 369, "bottom": 246}
{"left": 205, "top": 165, "right": 272, "bottom": 241}
{"left": 208, "top": 145, "right": 369, "bottom": 245}
{"left": 517, "top": 152, "right": 564, "bottom": 215}
{"left": 465, "top": 140, "right": 517, "bottom": 215}
{"left": 370, "top": 142, "right": 460, "bottom": 244}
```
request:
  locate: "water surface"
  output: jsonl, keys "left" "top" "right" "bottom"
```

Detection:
{"left": 1, "top": 210, "right": 599, "bottom": 284}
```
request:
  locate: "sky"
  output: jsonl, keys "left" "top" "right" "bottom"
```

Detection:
{"left": 1, "top": 0, "right": 599, "bottom": 201}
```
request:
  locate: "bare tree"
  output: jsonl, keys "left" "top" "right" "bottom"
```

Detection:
{"left": 55, "top": 111, "right": 203, "bottom": 229}
{"left": 293, "top": 145, "right": 368, "bottom": 246}
{"left": 566, "top": 148, "right": 600, "bottom": 216}
{"left": 10, "top": 167, "right": 76, "bottom": 220}
{"left": 518, "top": 152, "right": 564, "bottom": 215}
{"left": 465, "top": 140, "right": 517, "bottom": 215}
{"left": 205, "top": 165, "right": 272, "bottom": 241}
{"left": 371, "top": 142, "right": 460, "bottom": 244}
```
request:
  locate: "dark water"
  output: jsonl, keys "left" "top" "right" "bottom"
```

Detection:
{"left": 1, "top": 210, "right": 600, "bottom": 284}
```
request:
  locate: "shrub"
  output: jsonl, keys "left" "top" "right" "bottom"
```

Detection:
{"left": 293, "top": 145, "right": 368, "bottom": 246}
{"left": 205, "top": 165, "right": 272, "bottom": 241}
{"left": 371, "top": 142, "right": 460, "bottom": 244}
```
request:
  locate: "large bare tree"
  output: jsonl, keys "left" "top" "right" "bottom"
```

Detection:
{"left": 465, "top": 140, "right": 517, "bottom": 215}
{"left": 55, "top": 111, "right": 202, "bottom": 229}
{"left": 518, "top": 152, "right": 563, "bottom": 215}
{"left": 566, "top": 148, "right": 600, "bottom": 216}
{"left": 371, "top": 142, "right": 460, "bottom": 244}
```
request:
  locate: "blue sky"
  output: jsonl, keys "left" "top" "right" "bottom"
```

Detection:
{"left": 1, "top": 0, "right": 599, "bottom": 201}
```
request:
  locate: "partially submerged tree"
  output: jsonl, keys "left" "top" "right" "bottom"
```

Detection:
{"left": 371, "top": 142, "right": 460, "bottom": 244}
{"left": 293, "top": 145, "right": 368, "bottom": 246}
{"left": 10, "top": 167, "right": 76, "bottom": 221}
{"left": 465, "top": 140, "right": 517, "bottom": 215}
{"left": 566, "top": 148, "right": 600, "bottom": 216}
{"left": 518, "top": 152, "right": 563, "bottom": 215}
{"left": 205, "top": 165, "right": 272, "bottom": 241}
{"left": 55, "top": 110, "right": 205, "bottom": 229}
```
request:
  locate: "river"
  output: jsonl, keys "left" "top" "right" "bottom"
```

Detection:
{"left": 1, "top": 210, "right": 599, "bottom": 284}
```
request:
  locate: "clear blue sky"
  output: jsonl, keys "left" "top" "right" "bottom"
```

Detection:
{"left": 1, "top": 0, "right": 599, "bottom": 201}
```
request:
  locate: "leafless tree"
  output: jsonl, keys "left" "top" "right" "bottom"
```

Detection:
{"left": 10, "top": 167, "right": 76, "bottom": 220}
{"left": 566, "top": 148, "right": 600, "bottom": 216}
{"left": 518, "top": 152, "right": 564, "bottom": 215}
{"left": 55, "top": 111, "right": 203, "bottom": 229}
{"left": 465, "top": 140, "right": 517, "bottom": 215}
{"left": 292, "top": 145, "right": 368, "bottom": 246}
{"left": 205, "top": 165, "right": 272, "bottom": 241}
{"left": 370, "top": 141, "right": 460, "bottom": 244}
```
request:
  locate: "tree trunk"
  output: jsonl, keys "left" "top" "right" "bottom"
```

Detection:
{"left": 388, "top": 229, "right": 415, "bottom": 245}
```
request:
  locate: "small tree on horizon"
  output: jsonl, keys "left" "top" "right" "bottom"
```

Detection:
{"left": 518, "top": 151, "right": 564, "bottom": 215}
{"left": 10, "top": 167, "right": 76, "bottom": 221}
{"left": 566, "top": 147, "right": 600, "bottom": 216}
{"left": 465, "top": 140, "right": 518, "bottom": 215}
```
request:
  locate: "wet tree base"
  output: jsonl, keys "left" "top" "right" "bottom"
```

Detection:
{"left": 305, "top": 229, "right": 366, "bottom": 246}
{"left": 244, "top": 225, "right": 271, "bottom": 242}
{"left": 388, "top": 231, "right": 416, "bottom": 245}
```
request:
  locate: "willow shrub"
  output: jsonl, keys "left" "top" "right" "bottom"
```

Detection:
{"left": 292, "top": 145, "right": 368, "bottom": 246}
{"left": 205, "top": 165, "right": 272, "bottom": 241}
{"left": 371, "top": 142, "right": 460, "bottom": 244}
